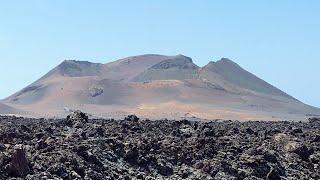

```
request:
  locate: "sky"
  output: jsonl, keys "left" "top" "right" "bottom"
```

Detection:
{"left": 0, "top": 0, "right": 319, "bottom": 107}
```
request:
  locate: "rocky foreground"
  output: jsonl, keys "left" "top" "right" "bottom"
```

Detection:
{"left": 0, "top": 113, "right": 319, "bottom": 180}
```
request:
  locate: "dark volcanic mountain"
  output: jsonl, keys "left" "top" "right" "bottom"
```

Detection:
{"left": 1, "top": 54, "right": 319, "bottom": 120}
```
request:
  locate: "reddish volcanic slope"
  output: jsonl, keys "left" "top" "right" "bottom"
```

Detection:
{"left": 2, "top": 54, "right": 319, "bottom": 120}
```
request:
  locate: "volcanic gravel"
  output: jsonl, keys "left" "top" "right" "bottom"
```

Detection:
{"left": 0, "top": 112, "right": 319, "bottom": 180}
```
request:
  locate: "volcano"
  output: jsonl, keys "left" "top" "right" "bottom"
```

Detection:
{"left": 2, "top": 54, "right": 319, "bottom": 120}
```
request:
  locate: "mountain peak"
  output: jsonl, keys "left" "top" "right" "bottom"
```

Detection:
{"left": 62, "top": 59, "right": 94, "bottom": 64}
{"left": 203, "top": 58, "right": 240, "bottom": 71}
{"left": 150, "top": 55, "right": 197, "bottom": 70}
{"left": 220, "top": 57, "right": 232, "bottom": 61}
{"left": 57, "top": 60, "right": 102, "bottom": 77}
{"left": 201, "top": 57, "right": 295, "bottom": 99}
{"left": 175, "top": 54, "right": 193, "bottom": 61}
{"left": 216, "top": 58, "right": 238, "bottom": 65}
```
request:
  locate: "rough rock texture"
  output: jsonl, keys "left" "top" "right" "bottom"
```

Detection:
{"left": 0, "top": 114, "right": 319, "bottom": 179}
{"left": 89, "top": 87, "right": 104, "bottom": 97}
{"left": 65, "top": 111, "right": 89, "bottom": 127}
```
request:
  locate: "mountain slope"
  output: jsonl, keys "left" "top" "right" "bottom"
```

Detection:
{"left": 100, "top": 54, "right": 171, "bottom": 81}
{"left": 0, "top": 102, "right": 21, "bottom": 114}
{"left": 3, "top": 54, "right": 320, "bottom": 120}
{"left": 199, "top": 58, "right": 294, "bottom": 98}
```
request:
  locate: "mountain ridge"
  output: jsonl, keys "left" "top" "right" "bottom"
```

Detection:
{"left": 2, "top": 54, "right": 319, "bottom": 120}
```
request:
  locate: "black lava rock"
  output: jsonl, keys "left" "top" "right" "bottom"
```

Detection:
{"left": 0, "top": 115, "right": 318, "bottom": 179}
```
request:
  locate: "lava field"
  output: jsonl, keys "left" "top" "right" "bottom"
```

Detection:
{"left": 0, "top": 112, "right": 319, "bottom": 179}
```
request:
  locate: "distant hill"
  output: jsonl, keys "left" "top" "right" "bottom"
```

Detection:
{"left": 2, "top": 54, "right": 319, "bottom": 120}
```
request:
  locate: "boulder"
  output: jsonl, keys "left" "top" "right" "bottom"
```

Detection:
{"left": 273, "top": 133, "right": 290, "bottom": 146}
{"left": 285, "top": 142, "right": 312, "bottom": 161}
{"left": 8, "top": 146, "right": 30, "bottom": 177}
{"left": 157, "top": 161, "right": 174, "bottom": 176}
{"left": 65, "top": 111, "right": 88, "bottom": 127}
{"left": 124, "top": 115, "right": 139, "bottom": 122}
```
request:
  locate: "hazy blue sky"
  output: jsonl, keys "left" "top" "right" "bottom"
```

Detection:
{"left": 0, "top": 1, "right": 319, "bottom": 107}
